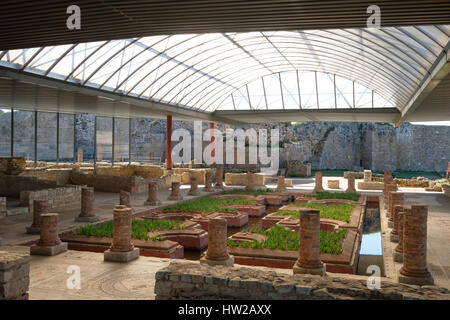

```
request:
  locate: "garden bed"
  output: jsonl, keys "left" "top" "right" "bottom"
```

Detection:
{"left": 227, "top": 225, "right": 361, "bottom": 274}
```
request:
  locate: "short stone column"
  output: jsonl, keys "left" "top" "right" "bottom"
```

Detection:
{"left": 119, "top": 190, "right": 131, "bottom": 207}
{"left": 188, "top": 177, "right": 199, "bottom": 196}
{"left": 75, "top": 187, "right": 99, "bottom": 222}
{"left": 390, "top": 205, "right": 403, "bottom": 242}
{"left": 313, "top": 172, "right": 323, "bottom": 193}
{"left": 200, "top": 218, "right": 234, "bottom": 266}
{"left": 26, "top": 199, "right": 50, "bottom": 234}
{"left": 293, "top": 209, "right": 326, "bottom": 276}
{"left": 168, "top": 182, "right": 183, "bottom": 200}
{"left": 398, "top": 204, "right": 434, "bottom": 285}
{"left": 203, "top": 171, "right": 214, "bottom": 192}
{"left": 104, "top": 205, "right": 140, "bottom": 262}
{"left": 383, "top": 171, "right": 394, "bottom": 208}
{"left": 0, "top": 251, "right": 30, "bottom": 300}
{"left": 145, "top": 182, "right": 161, "bottom": 206}
{"left": 276, "top": 176, "right": 287, "bottom": 192}
{"left": 394, "top": 206, "right": 409, "bottom": 263}
{"left": 30, "top": 213, "right": 68, "bottom": 256}
{"left": 363, "top": 170, "right": 372, "bottom": 182}
{"left": 346, "top": 174, "right": 356, "bottom": 193}
{"left": 388, "top": 192, "right": 403, "bottom": 228}
{"left": 385, "top": 183, "right": 398, "bottom": 218}
{"left": 215, "top": 165, "right": 224, "bottom": 189}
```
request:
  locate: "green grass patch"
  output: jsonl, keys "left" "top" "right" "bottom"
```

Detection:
{"left": 221, "top": 188, "right": 274, "bottom": 196}
{"left": 227, "top": 225, "right": 348, "bottom": 254}
{"left": 435, "top": 178, "right": 449, "bottom": 187}
{"left": 77, "top": 219, "right": 186, "bottom": 240}
{"left": 306, "top": 191, "right": 360, "bottom": 202}
{"left": 162, "top": 196, "right": 256, "bottom": 213}
{"left": 290, "top": 202, "right": 354, "bottom": 222}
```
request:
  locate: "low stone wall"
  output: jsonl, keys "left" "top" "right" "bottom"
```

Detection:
{"left": 225, "top": 173, "right": 265, "bottom": 186}
{"left": 0, "top": 197, "right": 6, "bottom": 218}
{"left": 358, "top": 181, "right": 384, "bottom": 190}
{"left": 0, "top": 157, "right": 26, "bottom": 175}
{"left": 172, "top": 168, "right": 211, "bottom": 185}
{"left": 155, "top": 262, "right": 450, "bottom": 300}
{"left": 284, "top": 161, "right": 311, "bottom": 177}
{"left": 443, "top": 185, "right": 450, "bottom": 198}
{"left": 344, "top": 171, "right": 364, "bottom": 179}
{"left": 20, "top": 185, "right": 82, "bottom": 212}
{"left": 0, "top": 251, "right": 30, "bottom": 300}
{"left": 0, "top": 175, "right": 59, "bottom": 197}
{"left": 20, "top": 168, "right": 72, "bottom": 185}
{"left": 372, "top": 177, "right": 430, "bottom": 188}
{"left": 70, "top": 171, "right": 142, "bottom": 193}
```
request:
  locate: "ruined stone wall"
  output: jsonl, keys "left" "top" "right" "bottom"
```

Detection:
{"left": 155, "top": 262, "right": 450, "bottom": 300}
{"left": 4, "top": 110, "right": 450, "bottom": 173}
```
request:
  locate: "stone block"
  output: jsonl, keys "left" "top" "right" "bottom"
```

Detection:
{"left": 104, "top": 248, "right": 140, "bottom": 263}
{"left": 200, "top": 256, "right": 234, "bottom": 267}
{"left": 30, "top": 242, "right": 68, "bottom": 256}
{"left": 327, "top": 180, "right": 340, "bottom": 189}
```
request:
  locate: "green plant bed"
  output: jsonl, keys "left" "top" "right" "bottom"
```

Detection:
{"left": 290, "top": 202, "right": 354, "bottom": 223}
{"left": 77, "top": 219, "right": 187, "bottom": 240}
{"left": 221, "top": 188, "right": 274, "bottom": 196}
{"left": 227, "top": 225, "right": 348, "bottom": 254}
{"left": 162, "top": 196, "right": 256, "bottom": 213}
{"left": 306, "top": 191, "right": 360, "bottom": 202}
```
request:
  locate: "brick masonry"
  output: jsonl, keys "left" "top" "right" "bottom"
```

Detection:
{"left": 20, "top": 185, "right": 82, "bottom": 214}
{"left": 154, "top": 262, "right": 450, "bottom": 300}
{"left": 0, "top": 251, "right": 30, "bottom": 300}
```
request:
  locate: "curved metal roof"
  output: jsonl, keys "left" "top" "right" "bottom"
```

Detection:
{"left": 1, "top": 25, "right": 449, "bottom": 114}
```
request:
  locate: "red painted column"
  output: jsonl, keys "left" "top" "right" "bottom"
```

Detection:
{"left": 166, "top": 115, "right": 172, "bottom": 170}
{"left": 209, "top": 122, "right": 215, "bottom": 166}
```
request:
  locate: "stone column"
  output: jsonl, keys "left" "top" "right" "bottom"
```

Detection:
{"left": 188, "top": 176, "right": 199, "bottom": 196}
{"left": 276, "top": 176, "right": 287, "bottom": 192}
{"left": 200, "top": 218, "right": 234, "bottom": 266}
{"left": 398, "top": 204, "right": 434, "bottom": 285}
{"left": 313, "top": 171, "right": 323, "bottom": 193}
{"left": 104, "top": 205, "right": 140, "bottom": 262}
{"left": 26, "top": 199, "right": 50, "bottom": 234}
{"left": 203, "top": 171, "right": 214, "bottom": 192}
{"left": 385, "top": 184, "right": 398, "bottom": 218}
{"left": 363, "top": 170, "right": 372, "bottom": 182}
{"left": 346, "top": 174, "right": 356, "bottom": 193}
{"left": 390, "top": 205, "right": 403, "bottom": 242}
{"left": 215, "top": 165, "right": 224, "bottom": 189}
{"left": 383, "top": 170, "right": 394, "bottom": 208}
{"left": 394, "top": 206, "right": 409, "bottom": 263}
{"left": 388, "top": 192, "right": 403, "bottom": 228}
{"left": 75, "top": 187, "right": 99, "bottom": 222}
{"left": 246, "top": 171, "right": 256, "bottom": 191}
{"left": 168, "top": 182, "right": 183, "bottom": 200}
{"left": 30, "top": 213, "right": 68, "bottom": 256}
{"left": 145, "top": 182, "right": 161, "bottom": 206}
{"left": 293, "top": 209, "right": 326, "bottom": 276}
{"left": 77, "top": 147, "right": 83, "bottom": 163}
{"left": 166, "top": 115, "right": 172, "bottom": 170}
{"left": 119, "top": 190, "right": 131, "bottom": 207}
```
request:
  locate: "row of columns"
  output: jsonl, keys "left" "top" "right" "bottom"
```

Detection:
{"left": 383, "top": 171, "right": 434, "bottom": 285}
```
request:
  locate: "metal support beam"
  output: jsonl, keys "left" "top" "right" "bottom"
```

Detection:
{"left": 112, "top": 116, "right": 115, "bottom": 167}
{"left": 56, "top": 112, "right": 60, "bottom": 164}
{"left": 128, "top": 118, "right": 132, "bottom": 165}
{"left": 94, "top": 116, "right": 97, "bottom": 170}
{"left": 73, "top": 114, "right": 76, "bottom": 163}
{"left": 10, "top": 108, "right": 14, "bottom": 156}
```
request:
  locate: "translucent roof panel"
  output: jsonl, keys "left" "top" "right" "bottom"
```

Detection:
{"left": 0, "top": 25, "right": 449, "bottom": 113}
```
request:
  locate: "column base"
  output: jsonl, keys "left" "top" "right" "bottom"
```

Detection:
{"left": 393, "top": 250, "right": 403, "bottom": 263}
{"left": 398, "top": 271, "right": 434, "bottom": 286}
{"left": 144, "top": 200, "right": 161, "bottom": 206}
{"left": 200, "top": 255, "right": 234, "bottom": 267}
{"left": 75, "top": 215, "right": 100, "bottom": 223}
{"left": 388, "top": 221, "right": 394, "bottom": 228}
{"left": 389, "top": 233, "right": 398, "bottom": 242}
{"left": 215, "top": 184, "right": 224, "bottom": 189}
{"left": 167, "top": 195, "right": 183, "bottom": 201}
{"left": 202, "top": 188, "right": 215, "bottom": 193}
{"left": 26, "top": 226, "right": 40, "bottom": 235}
{"left": 188, "top": 191, "right": 200, "bottom": 196}
{"left": 313, "top": 188, "right": 324, "bottom": 193}
{"left": 293, "top": 263, "right": 326, "bottom": 276}
{"left": 104, "top": 248, "right": 140, "bottom": 263}
{"left": 30, "top": 242, "right": 68, "bottom": 256}
{"left": 276, "top": 188, "right": 287, "bottom": 192}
